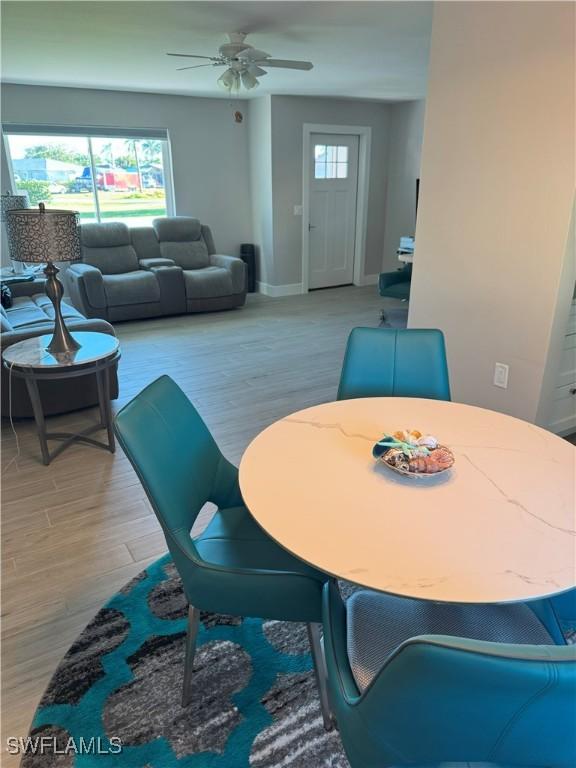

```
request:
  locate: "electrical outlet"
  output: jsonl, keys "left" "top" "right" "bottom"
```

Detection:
{"left": 493, "top": 363, "right": 509, "bottom": 389}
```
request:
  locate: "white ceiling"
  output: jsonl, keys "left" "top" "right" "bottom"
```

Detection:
{"left": 1, "top": 1, "right": 432, "bottom": 101}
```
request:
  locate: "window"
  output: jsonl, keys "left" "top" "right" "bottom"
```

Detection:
{"left": 4, "top": 129, "right": 173, "bottom": 226}
{"left": 314, "top": 144, "right": 348, "bottom": 179}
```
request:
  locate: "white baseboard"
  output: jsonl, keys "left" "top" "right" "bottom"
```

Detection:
{"left": 257, "top": 282, "right": 304, "bottom": 297}
{"left": 257, "top": 276, "right": 377, "bottom": 296}
{"left": 357, "top": 273, "right": 379, "bottom": 287}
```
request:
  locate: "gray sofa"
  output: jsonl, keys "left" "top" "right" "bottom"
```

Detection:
{"left": 1, "top": 279, "right": 119, "bottom": 418}
{"left": 64, "top": 218, "right": 246, "bottom": 322}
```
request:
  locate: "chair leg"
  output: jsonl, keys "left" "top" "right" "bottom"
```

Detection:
{"left": 182, "top": 604, "right": 200, "bottom": 707}
{"left": 307, "top": 622, "right": 333, "bottom": 731}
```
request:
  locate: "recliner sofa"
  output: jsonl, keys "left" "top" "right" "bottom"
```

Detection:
{"left": 64, "top": 218, "right": 246, "bottom": 322}
{"left": 1, "top": 279, "right": 118, "bottom": 418}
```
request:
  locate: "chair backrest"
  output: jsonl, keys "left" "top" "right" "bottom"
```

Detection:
{"left": 152, "top": 217, "right": 214, "bottom": 270}
{"left": 113, "top": 375, "right": 237, "bottom": 535}
{"left": 359, "top": 636, "right": 576, "bottom": 767}
{"left": 130, "top": 225, "right": 162, "bottom": 261}
{"left": 80, "top": 222, "right": 139, "bottom": 274}
{"left": 337, "top": 327, "right": 451, "bottom": 401}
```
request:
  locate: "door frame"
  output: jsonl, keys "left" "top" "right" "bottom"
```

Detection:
{"left": 302, "top": 123, "right": 372, "bottom": 293}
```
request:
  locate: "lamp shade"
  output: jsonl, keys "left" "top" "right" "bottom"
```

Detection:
{"left": 6, "top": 204, "right": 81, "bottom": 264}
{"left": 1, "top": 191, "right": 30, "bottom": 222}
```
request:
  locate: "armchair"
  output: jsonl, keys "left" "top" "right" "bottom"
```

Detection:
{"left": 152, "top": 217, "right": 246, "bottom": 313}
{"left": 65, "top": 222, "right": 163, "bottom": 322}
{"left": 379, "top": 263, "right": 411, "bottom": 301}
{"left": 323, "top": 582, "right": 575, "bottom": 768}
{"left": 1, "top": 278, "right": 118, "bottom": 417}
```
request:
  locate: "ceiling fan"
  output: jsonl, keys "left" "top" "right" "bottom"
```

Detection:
{"left": 167, "top": 32, "right": 313, "bottom": 93}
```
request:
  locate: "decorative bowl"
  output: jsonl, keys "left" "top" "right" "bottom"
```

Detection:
{"left": 372, "top": 430, "right": 455, "bottom": 479}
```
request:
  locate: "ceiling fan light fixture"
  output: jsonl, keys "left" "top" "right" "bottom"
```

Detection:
{"left": 247, "top": 64, "right": 267, "bottom": 77}
{"left": 241, "top": 70, "right": 259, "bottom": 90}
{"left": 218, "top": 68, "right": 239, "bottom": 92}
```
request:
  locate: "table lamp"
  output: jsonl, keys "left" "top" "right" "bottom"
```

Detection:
{"left": 1, "top": 190, "right": 30, "bottom": 274}
{"left": 5, "top": 203, "right": 82, "bottom": 354}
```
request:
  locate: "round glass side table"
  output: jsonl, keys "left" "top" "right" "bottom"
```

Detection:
{"left": 3, "top": 331, "right": 121, "bottom": 465}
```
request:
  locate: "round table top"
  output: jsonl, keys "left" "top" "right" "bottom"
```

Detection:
{"left": 2, "top": 332, "right": 119, "bottom": 370}
{"left": 239, "top": 398, "right": 576, "bottom": 604}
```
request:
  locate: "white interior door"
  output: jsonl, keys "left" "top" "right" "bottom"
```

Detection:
{"left": 308, "top": 133, "right": 359, "bottom": 289}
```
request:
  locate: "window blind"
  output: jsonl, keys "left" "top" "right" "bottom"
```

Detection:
{"left": 2, "top": 124, "right": 168, "bottom": 140}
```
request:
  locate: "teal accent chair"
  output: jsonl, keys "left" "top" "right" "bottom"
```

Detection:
{"left": 379, "top": 264, "right": 411, "bottom": 301}
{"left": 323, "top": 582, "right": 576, "bottom": 768}
{"left": 114, "top": 375, "right": 331, "bottom": 725}
{"left": 337, "top": 327, "right": 451, "bottom": 401}
{"left": 551, "top": 588, "right": 576, "bottom": 636}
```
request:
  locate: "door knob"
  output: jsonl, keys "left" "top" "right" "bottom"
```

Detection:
{"left": 308, "top": 224, "right": 316, "bottom": 231}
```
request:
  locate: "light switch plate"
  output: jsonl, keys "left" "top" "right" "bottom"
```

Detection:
{"left": 293, "top": 205, "right": 303, "bottom": 216}
{"left": 493, "top": 363, "right": 509, "bottom": 389}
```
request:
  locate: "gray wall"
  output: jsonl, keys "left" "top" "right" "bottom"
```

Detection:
{"left": 0, "top": 84, "right": 252, "bottom": 260}
{"left": 269, "top": 95, "right": 392, "bottom": 286}
{"left": 382, "top": 100, "right": 425, "bottom": 271}
{"left": 1, "top": 85, "right": 424, "bottom": 289}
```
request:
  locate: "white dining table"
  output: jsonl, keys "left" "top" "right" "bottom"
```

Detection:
{"left": 239, "top": 398, "right": 576, "bottom": 605}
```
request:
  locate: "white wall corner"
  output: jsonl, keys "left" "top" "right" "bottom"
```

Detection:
{"left": 256, "top": 282, "right": 304, "bottom": 298}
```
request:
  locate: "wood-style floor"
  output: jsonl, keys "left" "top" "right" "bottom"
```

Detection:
{"left": 1, "top": 285, "right": 386, "bottom": 765}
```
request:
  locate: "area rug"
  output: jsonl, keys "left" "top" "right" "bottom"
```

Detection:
{"left": 22, "top": 554, "right": 350, "bottom": 768}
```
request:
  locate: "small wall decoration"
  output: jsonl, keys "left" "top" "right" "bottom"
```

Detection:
{"left": 234, "top": 110, "right": 243, "bottom": 124}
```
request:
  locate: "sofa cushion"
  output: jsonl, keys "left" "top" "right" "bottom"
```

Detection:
{"left": 183, "top": 267, "right": 233, "bottom": 299}
{"left": 83, "top": 244, "right": 140, "bottom": 275}
{"left": 6, "top": 295, "right": 84, "bottom": 330}
{"left": 80, "top": 222, "right": 139, "bottom": 275}
{"left": 159, "top": 241, "right": 210, "bottom": 270}
{"left": 102, "top": 271, "right": 161, "bottom": 307}
{"left": 153, "top": 217, "right": 210, "bottom": 270}
{"left": 130, "top": 226, "right": 162, "bottom": 261}
{"left": 81, "top": 222, "right": 131, "bottom": 248}
{"left": 153, "top": 217, "right": 202, "bottom": 242}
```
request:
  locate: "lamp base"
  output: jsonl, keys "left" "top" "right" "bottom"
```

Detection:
{"left": 44, "top": 261, "right": 81, "bottom": 355}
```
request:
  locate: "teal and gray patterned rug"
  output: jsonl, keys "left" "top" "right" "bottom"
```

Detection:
{"left": 23, "top": 554, "right": 349, "bottom": 767}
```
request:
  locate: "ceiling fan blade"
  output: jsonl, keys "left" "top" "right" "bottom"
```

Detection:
{"left": 237, "top": 48, "right": 271, "bottom": 61}
{"left": 257, "top": 59, "right": 313, "bottom": 71}
{"left": 166, "top": 53, "right": 219, "bottom": 61}
{"left": 176, "top": 64, "right": 217, "bottom": 71}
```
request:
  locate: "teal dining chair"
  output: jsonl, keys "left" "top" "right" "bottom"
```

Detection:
{"left": 114, "top": 375, "right": 331, "bottom": 727}
{"left": 551, "top": 588, "right": 576, "bottom": 639}
{"left": 337, "top": 327, "right": 451, "bottom": 401}
{"left": 322, "top": 582, "right": 576, "bottom": 768}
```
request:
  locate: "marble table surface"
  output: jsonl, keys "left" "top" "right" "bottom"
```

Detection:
{"left": 2, "top": 332, "right": 119, "bottom": 369}
{"left": 239, "top": 398, "right": 576, "bottom": 604}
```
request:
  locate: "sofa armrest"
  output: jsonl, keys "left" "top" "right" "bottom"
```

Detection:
{"left": 64, "top": 263, "right": 107, "bottom": 316}
{"left": 5, "top": 277, "right": 46, "bottom": 298}
{"left": 146, "top": 265, "right": 186, "bottom": 315}
{"left": 209, "top": 254, "right": 246, "bottom": 295}
{"left": 139, "top": 257, "right": 176, "bottom": 269}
